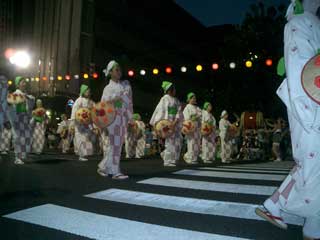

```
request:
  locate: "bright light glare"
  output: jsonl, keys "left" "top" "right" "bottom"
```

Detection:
{"left": 9, "top": 51, "right": 31, "bottom": 68}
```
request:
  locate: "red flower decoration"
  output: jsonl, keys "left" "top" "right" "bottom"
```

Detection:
{"left": 314, "top": 76, "right": 320, "bottom": 88}
{"left": 98, "top": 109, "right": 105, "bottom": 116}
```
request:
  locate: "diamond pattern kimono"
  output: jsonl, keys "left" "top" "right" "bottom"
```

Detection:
{"left": 150, "top": 94, "right": 183, "bottom": 165}
{"left": 183, "top": 104, "right": 202, "bottom": 164}
{"left": 70, "top": 97, "right": 95, "bottom": 158}
{"left": 201, "top": 110, "right": 216, "bottom": 162}
{"left": 98, "top": 80, "right": 133, "bottom": 175}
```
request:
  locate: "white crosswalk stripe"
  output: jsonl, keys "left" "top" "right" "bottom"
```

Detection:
{"left": 198, "top": 167, "right": 290, "bottom": 174}
{"left": 174, "top": 169, "right": 286, "bottom": 181}
{"left": 85, "top": 188, "right": 303, "bottom": 226}
{"left": 4, "top": 204, "right": 250, "bottom": 240}
{"left": 2, "top": 162, "right": 298, "bottom": 240}
{"left": 138, "top": 177, "right": 277, "bottom": 195}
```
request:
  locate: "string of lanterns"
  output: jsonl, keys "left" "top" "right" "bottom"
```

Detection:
{"left": 6, "top": 57, "right": 274, "bottom": 86}
{"left": 127, "top": 58, "right": 273, "bottom": 77}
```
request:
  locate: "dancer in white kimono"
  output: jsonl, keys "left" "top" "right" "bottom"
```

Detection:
{"left": 97, "top": 60, "right": 133, "bottom": 179}
{"left": 150, "top": 81, "right": 183, "bottom": 167}
{"left": 8, "top": 76, "right": 35, "bottom": 165}
{"left": 256, "top": 1, "right": 320, "bottom": 239}
{"left": 201, "top": 102, "right": 216, "bottom": 163}
{"left": 135, "top": 114, "right": 146, "bottom": 158}
{"left": 219, "top": 110, "right": 232, "bottom": 163}
{"left": 183, "top": 92, "right": 202, "bottom": 164}
{"left": 31, "top": 99, "right": 47, "bottom": 154}
{"left": 70, "top": 84, "right": 95, "bottom": 161}
{"left": 57, "top": 114, "right": 70, "bottom": 153}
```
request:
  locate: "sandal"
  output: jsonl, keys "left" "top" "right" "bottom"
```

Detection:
{"left": 255, "top": 207, "right": 288, "bottom": 230}
{"left": 112, "top": 173, "right": 129, "bottom": 180}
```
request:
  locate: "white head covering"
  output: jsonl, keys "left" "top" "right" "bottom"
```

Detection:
{"left": 221, "top": 110, "right": 228, "bottom": 118}
{"left": 286, "top": 0, "right": 295, "bottom": 21}
{"left": 102, "top": 60, "right": 119, "bottom": 77}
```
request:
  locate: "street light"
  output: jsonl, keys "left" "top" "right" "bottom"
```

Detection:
{"left": 9, "top": 50, "right": 31, "bottom": 68}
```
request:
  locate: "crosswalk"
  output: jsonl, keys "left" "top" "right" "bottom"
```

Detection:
{"left": 3, "top": 162, "right": 302, "bottom": 240}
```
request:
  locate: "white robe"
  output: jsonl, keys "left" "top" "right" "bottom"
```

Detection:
{"left": 266, "top": 11, "right": 320, "bottom": 238}
{"left": 7, "top": 89, "right": 35, "bottom": 160}
{"left": 183, "top": 104, "right": 202, "bottom": 164}
{"left": 201, "top": 110, "right": 216, "bottom": 162}
{"left": 98, "top": 80, "right": 133, "bottom": 175}
{"left": 150, "top": 94, "right": 183, "bottom": 165}
{"left": 219, "top": 118, "right": 232, "bottom": 162}
{"left": 70, "top": 96, "right": 95, "bottom": 158}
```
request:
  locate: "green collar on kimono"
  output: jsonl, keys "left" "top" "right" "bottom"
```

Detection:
{"left": 34, "top": 115, "right": 44, "bottom": 123}
{"left": 168, "top": 106, "right": 178, "bottom": 115}
{"left": 206, "top": 120, "right": 214, "bottom": 126}
{"left": 16, "top": 103, "right": 27, "bottom": 113}
{"left": 114, "top": 99, "right": 123, "bottom": 109}
{"left": 191, "top": 114, "right": 199, "bottom": 122}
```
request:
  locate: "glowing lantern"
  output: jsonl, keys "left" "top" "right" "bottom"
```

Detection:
{"left": 229, "top": 62, "right": 236, "bottom": 69}
{"left": 140, "top": 70, "right": 146, "bottom": 76}
{"left": 245, "top": 60, "right": 253, "bottom": 68}
{"left": 153, "top": 68, "right": 159, "bottom": 75}
{"left": 165, "top": 67, "right": 172, "bottom": 74}
{"left": 93, "top": 73, "right": 98, "bottom": 79}
{"left": 128, "top": 70, "right": 134, "bottom": 77}
{"left": 83, "top": 73, "right": 89, "bottom": 79}
{"left": 57, "top": 76, "right": 63, "bottom": 81}
{"left": 212, "top": 63, "right": 219, "bottom": 70}
{"left": 8, "top": 80, "right": 13, "bottom": 85}
{"left": 65, "top": 75, "right": 71, "bottom": 81}
{"left": 265, "top": 59, "right": 273, "bottom": 67}
{"left": 181, "top": 66, "right": 187, "bottom": 72}
{"left": 196, "top": 65, "right": 203, "bottom": 72}
{"left": 42, "top": 76, "right": 47, "bottom": 81}
{"left": 35, "top": 77, "right": 40, "bottom": 82}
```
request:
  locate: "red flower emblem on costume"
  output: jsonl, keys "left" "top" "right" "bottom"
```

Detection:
{"left": 82, "top": 112, "right": 89, "bottom": 119}
{"left": 314, "top": 76, "right": 320, "bottom": 88}
{"left": 97, "top": 109, "right": 105, "bottom": 116}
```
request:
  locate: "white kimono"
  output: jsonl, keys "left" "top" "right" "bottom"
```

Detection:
{"left": 265, "top": 11, "right": 320, "bottom": 238}
{"left": 70, "top": 96, "right": 95, "bottom": 158}
{"left": 57, "top": 120, "right": 70, "bottom": 153}
{"left": 201, "top": 110, "right": 216, "bottom": 162}
{"left": 150, "top": 94, "right": 183, "bottom": 165}
{"left": 7, "top": 89, "right": 35, "bottom": 160}
{"left": 219, "top": 118, "right": 232, "bottom": 162}
{"left": 98, "top": 80, "right": 133, "bottom": 175}
{"left": 183, "top": 104, "right": 202, "bottom": 164}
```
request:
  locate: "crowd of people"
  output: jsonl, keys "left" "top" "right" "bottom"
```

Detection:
{"left": 0, "top": 72, "right": 292, "bottom": 168}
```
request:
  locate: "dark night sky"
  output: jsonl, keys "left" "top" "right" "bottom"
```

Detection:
{"left": 175, "top": 0, "right": 290, "bottom": 26}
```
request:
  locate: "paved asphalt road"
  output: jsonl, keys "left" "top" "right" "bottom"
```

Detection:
{"left": 0, "top": 153, "right": 302, "bottom": 240}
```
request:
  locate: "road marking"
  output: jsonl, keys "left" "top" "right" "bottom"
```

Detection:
{"left": 199, "top": 167, "right": 289, "bottom": 174}
{"left": 4, "top": 204, "right": 250, "bottom": 240}
{"left": 85, "top": 189, "right": 303, "bottom": 226}
{"left": 138, "top": 177, "right": 277, "bottom": 195}
{"left": 174, "top": 169, "right": 286, "bottom": 181}
{"left": 219, "top": 166, "right": 292, "bottom": 171}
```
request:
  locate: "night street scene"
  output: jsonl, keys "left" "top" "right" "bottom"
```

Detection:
{"left": 0, "top": 0, "right": 320, "bottom": 239}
